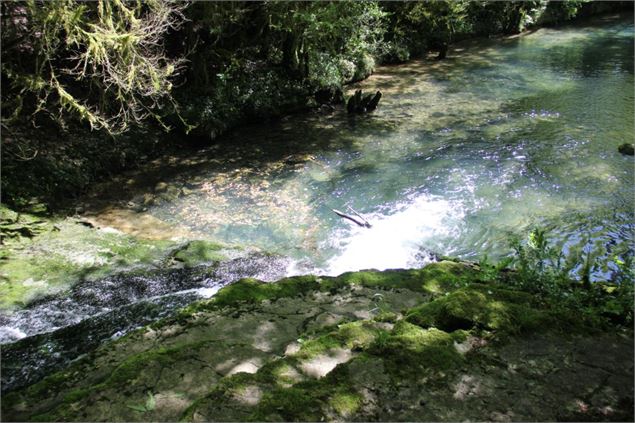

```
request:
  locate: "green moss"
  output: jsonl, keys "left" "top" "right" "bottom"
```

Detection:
{"left": 405, "top": 285, "right": 545, "bottom": 334}
{"left": 24, "top": 371, "right": 72, "bottom": 400}
{"left": 450, "top": 329, "right": 471, "bottom": 343}
{"left": 106, "top": 340, "right": 215, "bottom": 386}
{"left": 194, "top": 275, "right": 321, "bottom": 310}
{"left": 99, "top": 236, "right": 175, "bottom": 269}
{"left": 0, "top": 220, "right": 184, "bottom": 310}
{"left": 1, "top": 369, "right": 82, "bottom": 422}
{"left": 181, "top": 261, "right": 478, "bottom": 317}
{"left": 250, "top": 386, "right": 323, "bottom": 421}
{"left": 335, "top": 261, "right": 479, "bottom": 295}
{"left": 295, "top": 334, "right": 342, "bottom": 359}
{"left": 295, "top": 321, "right": 385, "bottom": 359}
{"left": 374, "top": 310, "right": 399, "bottom": 323}
{"left": 171, "top": 240, "right": 226, "bottom": 267}
{"left": 419, "top": 261, "right": 478, "bottom": 295}
{"left": 329, "top": 390, "right": 362, "bottom": 417}
{"left": 106, "top": 348, "right": 177, "bottom": 385}
{"left": 371, "top": 321, "right": 463, "bottom": 374}
{"left": 180, "top": 373, "right": 259, "bottom": 422}
{"left": 265, "top": 361, "right": 305, "bottom": 387}
{"left": 336, "top": 269, "right": 423, "bottom": 291}
{"left": 62, "top": 387, "right": 92, "bottom": 404}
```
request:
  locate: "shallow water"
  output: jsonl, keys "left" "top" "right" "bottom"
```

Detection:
{"left": 144, "top": 14, "right": 633, "bottom": 276}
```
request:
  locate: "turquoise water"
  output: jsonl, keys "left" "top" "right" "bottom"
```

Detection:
{"left": 150, "top": 15, "right": 633, "bottom": 277}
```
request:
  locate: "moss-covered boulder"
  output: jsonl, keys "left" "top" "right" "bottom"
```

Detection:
{"left": 405, "top": 285, "right": 547, "bottom": 333}
{"left": 2, "top": 262, "right": 633, "bottom": 422}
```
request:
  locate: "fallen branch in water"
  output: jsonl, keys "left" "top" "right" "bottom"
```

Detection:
{"left": 332, "top": 207, "right": 372, "bottom": 228}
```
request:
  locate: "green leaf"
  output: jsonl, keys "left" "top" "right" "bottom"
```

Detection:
{"left": 126, "top": 404, "right": 147, "bottom": 413}
{"left": 145, "top": 392, "right": 156, "bottom": 411}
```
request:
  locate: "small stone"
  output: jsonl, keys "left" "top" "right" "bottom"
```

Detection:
{"left": 143, "top": 193, "right": 155, "bottom": 206}
{"left": 154, "top": 181, "right": 169, "bottom": 192}
{"left": 618, "top": 143, "right": 634, "bottom": 155}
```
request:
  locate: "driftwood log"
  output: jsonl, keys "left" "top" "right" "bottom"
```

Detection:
{"left": 332, "top": 207, "right": 372, "bottom": 228}
{"left": 347, "top": 90, "right": 382, "bottom": 114}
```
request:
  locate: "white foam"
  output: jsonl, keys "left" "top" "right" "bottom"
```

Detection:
{"left": 0, "top": 326, "right": 27, "bottom": 343}
{"left": 196, "top": 286, "right": 222, "bottom": 298}
{"left": 326, "top": 195, "right": 461, "bottom": 275}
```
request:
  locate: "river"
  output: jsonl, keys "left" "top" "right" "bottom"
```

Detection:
{"left": 2, "top": 13, "right": 633, "bottom": 392}
{"left": 147, "top": 14, "right": 634, "bottom": 275}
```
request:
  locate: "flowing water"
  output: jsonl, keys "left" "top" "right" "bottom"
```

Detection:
{"left": 2, "top": 14, "right": 634, "bottom": 391}
{"left": 149, "top": 14, "right": 634, "bottom": 274}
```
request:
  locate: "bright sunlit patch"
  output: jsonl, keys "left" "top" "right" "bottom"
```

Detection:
{"left": 0, "top": 326, "right": 27, "bottom": 343}
{"left": 195, "top": 286, "right": 222, "bottom": 298}
{"left": 326, "top": 195, "right": 462, "bottom": 275}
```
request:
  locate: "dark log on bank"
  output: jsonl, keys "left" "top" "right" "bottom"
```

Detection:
{"left": 366, "top": 91, "right": 382, "bottom": 111}
{"left": 436, "top": 42, "right": 448, "bottom": 60}
{"left": 332, "top": 208, "right": 372, "bottom": 228}
{"left": 347, "top": 90, "right": 381, "bottom": 114}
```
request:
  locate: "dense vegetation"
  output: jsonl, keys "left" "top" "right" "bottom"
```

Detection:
{"left": 2, "top": 0, "right": 632, "bottom": 210}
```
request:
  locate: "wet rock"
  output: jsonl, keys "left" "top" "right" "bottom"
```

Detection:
{"left": 170, "top": 240, "right": 226, "bottom": 267}
{"left": 154, "top": 181, "right": 169, "bottom": 193}
{"left": 142, "top": 193, "right": 155, "bottom": 206}
{"left": 618, "top": 143, "right": 634, "bottom": 155}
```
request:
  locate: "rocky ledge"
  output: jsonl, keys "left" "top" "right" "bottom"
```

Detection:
{"left": 2, "top": 261, "right": 633, "bottom": 422}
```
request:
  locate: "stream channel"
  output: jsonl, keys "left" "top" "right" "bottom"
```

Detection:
{"left": 2, "top": 14, "right": 633, "bottom": 393}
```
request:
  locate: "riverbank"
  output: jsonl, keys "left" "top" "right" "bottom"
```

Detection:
{"left": 3, "top": 261, "right": 633, "bottom": 421}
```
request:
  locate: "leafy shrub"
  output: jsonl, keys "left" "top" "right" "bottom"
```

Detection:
{"left": 501, "top": 228, "right": 634, "bottom": 325}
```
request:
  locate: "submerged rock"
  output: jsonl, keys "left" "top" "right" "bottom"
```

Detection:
{"left": 618, "top": 143, "right": 634, "bottom": 156}
{"left": 347, "top": 89, "right": 382, "bottom": 114}
{"left": 2, "top": 262, "right": 633, "bottom": 422}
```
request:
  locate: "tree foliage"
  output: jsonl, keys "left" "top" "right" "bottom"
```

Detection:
{"left": 1, "top": 0, "right": 186, "bottom": 133}
{"left": 1, "top": 0, "right": 625, "bottom": 135}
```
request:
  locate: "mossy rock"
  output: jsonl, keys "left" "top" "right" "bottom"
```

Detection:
{"left": 203, "top": 274, "right": 322, "bottom": 309}
{"left": 405, "top": 285, "right": 548, "bottom": 334}
{"left": 170, "top": 240, "right": 226, "bottom": 267}
{"left": 4, "top": 262, "right": 633, "bottom": 422}
{"left": 0, "top": 204, "right": 20, "bottom": 223}
{"left": 336, "top": 260, "right": 478, "bottom": 294}
{"left": 370, "top": 321, "right": 463, "bottom": 375}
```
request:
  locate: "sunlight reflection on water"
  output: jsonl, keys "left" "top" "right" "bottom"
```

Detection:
{"left": 326, "top": 195, "right": 462, "bottom": 275}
